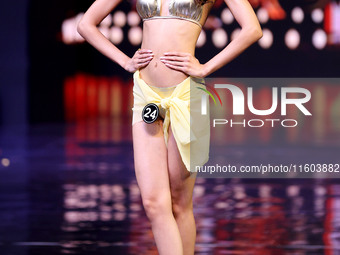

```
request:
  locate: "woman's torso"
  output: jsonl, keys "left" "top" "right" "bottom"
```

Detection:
{"left": 136, "top": 0, "right": 214, "bottom": 87}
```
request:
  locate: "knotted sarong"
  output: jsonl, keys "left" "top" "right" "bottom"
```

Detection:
{"left": 132, "top": 70, "right": 210, "bottom": 172}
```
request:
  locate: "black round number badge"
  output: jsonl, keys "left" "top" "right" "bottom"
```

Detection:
{"left": 142, "top": 103, "right": 159, "bottom": 124}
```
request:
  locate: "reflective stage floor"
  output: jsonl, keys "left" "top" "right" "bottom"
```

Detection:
{"left": 0, "top": 120, "right": 340, "bottom": 255}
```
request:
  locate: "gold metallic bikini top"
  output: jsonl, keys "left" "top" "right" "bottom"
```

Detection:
{"left": 136, "top": 0, "right": 214, "bottom": 28}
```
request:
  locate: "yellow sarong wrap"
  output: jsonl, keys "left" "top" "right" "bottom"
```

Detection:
{"left": 132, "top": 70, "right": 210, "bottom": 172}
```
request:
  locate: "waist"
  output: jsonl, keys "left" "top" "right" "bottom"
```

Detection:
{"left": 139, "top": 46, "right": 196, "bottom": 87}
{"left": 138, "top": 63, "right": 189, "bottom": 88}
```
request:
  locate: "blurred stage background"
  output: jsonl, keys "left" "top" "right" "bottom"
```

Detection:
{"left": 1, "top": 0, "right": 340, "bottom": 254}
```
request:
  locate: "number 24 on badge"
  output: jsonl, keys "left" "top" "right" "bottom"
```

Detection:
{"left": 142, "top": 103, "right": 159, "bottom": 124}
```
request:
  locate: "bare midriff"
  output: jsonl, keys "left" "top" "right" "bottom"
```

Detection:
{"left": 139, "top": 18, "right": 201, "bottom": 87}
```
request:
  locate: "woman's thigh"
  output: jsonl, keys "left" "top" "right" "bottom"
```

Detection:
{"left": 132, "top": 119, "right": 172, "bottom": 204}
{"left": 167, "top": 124, "right": 197, "bottom": 206}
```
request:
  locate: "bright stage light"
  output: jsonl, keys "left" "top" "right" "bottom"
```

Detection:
{"left": 113, "top": 11, "right": 127, "bottom": 27}
{"left": 311, "top": 8, "right": 324, "bottom": 23}
{"left": 128, "top": 26, "right": 143, "bottom": 46}
{"left": 312, "top": 29, "right": 327, "bottom": 49}
{"left": 212, "top": 28, "right": 228, "bottom": 48}
{"left": 1, "top": 158, "right": 10, "bottom": 167}
{"left": 221, "top": 8, "right": 234, "bottom": 24}
{"left": 62, "top": 15, "right": 85, "bottom": 44}
{"left": 285, "top": 29, "right": 300, "bottom": 50}
{"left": 127, "top": 11, "right": 141, "bottom": 26}
{"left": 257, "top": 8, "right": 269, "bottom": 24}
{"left": 109, "top": 26, "right": 124, "bottom": 45}
{"left": 196, "top": 30, "right": 206, "bottom": 47}
{"left": 258, "top": 29, "right": 273, "bottom": 49}
{"left": 291, "top": 7, "right": 304, "bottom": 24}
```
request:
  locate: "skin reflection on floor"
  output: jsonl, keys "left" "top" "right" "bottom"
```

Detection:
{"left": 60, "top": 180, "right": 338, "bottom": 255}
{"left": 0, "top": 122, "right": 339, "bottom": 255}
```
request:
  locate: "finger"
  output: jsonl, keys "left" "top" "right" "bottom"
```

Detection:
{"left": 160, "top": 56, "right": 188, "bottom": 62}
{"left": 163, "top": 62, "right": 187, "bottom": 72}
{"left": 160, "top": 59, "right": 187, "bottom": 67}
{"left": 163, "top": 52, "right": 190, "bottom": 57}
{"left": 138, "top": 49, "right": 153, "bottom": 54}
{"left": 136, "top": 54, "right": 154, "bottom": 60}
{"left": 137, "top": 61, "right": 152, "bottom": 69}
{"left": 137, "top": 56, "right": 153, "bottom": 63}
{"left": 134, "top": 59, "right": 152, "bottom": 69}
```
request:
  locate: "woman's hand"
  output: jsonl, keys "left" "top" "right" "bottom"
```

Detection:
{"left": 124, "top": 49, "right": 154, "bottom": 73}
{"left": 160, "top": 52, "right": 207, "bottom": 78}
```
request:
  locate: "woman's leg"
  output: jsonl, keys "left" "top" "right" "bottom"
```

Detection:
{"left": 167, "top": 124, "right": 197, "bottom": 255}
{"left": 132, "top": 120, "right": 183, "bottom": 255}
